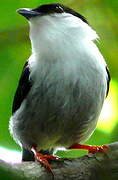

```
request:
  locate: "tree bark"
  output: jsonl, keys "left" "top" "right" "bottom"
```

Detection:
{"left": 0, "top": 142, "right": 118, "bottom": 180}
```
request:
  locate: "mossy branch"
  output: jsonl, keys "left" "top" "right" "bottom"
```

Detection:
{"left": 0, "top": 142, "right": 118, "bottom": 180}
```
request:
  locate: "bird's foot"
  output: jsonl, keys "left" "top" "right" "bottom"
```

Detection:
{"left": 31, "top": 146, "right": 59, "bottom": 173}
{"left": 69, "top": 144, "right": 109, "bottom": 153}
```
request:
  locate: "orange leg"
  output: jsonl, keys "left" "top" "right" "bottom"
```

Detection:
{"left": 69, "top": 144, "right": 109, "bottom": 153}
{"left": 31, "top": 146, "right": 59, "bottom": 173}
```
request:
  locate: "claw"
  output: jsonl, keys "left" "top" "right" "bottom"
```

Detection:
{"left": 69, "top": 144, "right": 109, "bottom": 154}
{"left": 31, "top": 146, "right": 59, "bottom": 174}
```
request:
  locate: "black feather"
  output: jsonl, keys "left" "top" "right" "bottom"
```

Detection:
{"left": 106, "top": 66, "right": 111, "bottom": 97}
{"left": 12, "top": 61, "right": 32, "bottom": 114}
{"left": 33, "top": 3, "right": 88, "bottom": 24}
{"left": 22, "top": 148, "right": 35, "bottom": 161}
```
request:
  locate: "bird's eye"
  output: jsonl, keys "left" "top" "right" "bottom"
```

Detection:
{"left": 55, "top": 6, "right": 64, "bottom": 13}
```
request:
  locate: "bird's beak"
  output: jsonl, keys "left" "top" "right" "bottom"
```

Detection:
{"left": 17, "top": 8, "right": 41, "bottom": 20}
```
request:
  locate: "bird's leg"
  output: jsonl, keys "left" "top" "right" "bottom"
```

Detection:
{"left": 31, "top": 146, "right": 59, "bottom": 172}
{"left": 69, "top": 144, "right": 109, "bottom": 153}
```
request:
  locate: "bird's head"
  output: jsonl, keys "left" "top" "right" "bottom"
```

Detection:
{"left": 17, "top": 3, "right": 98, "bottom": 57}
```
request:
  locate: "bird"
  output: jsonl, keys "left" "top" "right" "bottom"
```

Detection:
{"left": 9, "top": 3, "right": 110, "bottom": 171}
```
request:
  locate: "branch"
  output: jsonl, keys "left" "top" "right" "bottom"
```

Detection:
{"left": 0, "top": 142, "right": 118, "bottom": 180}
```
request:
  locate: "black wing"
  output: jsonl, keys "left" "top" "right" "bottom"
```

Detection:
{"left": 106, "top": 66, "right": 111, "bottom": 97}
{"left": 12, "top": 61, "right": 32, "bottom": 114}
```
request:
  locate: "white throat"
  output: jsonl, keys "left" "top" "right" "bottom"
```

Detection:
{"left": 29, "top": 13, "right": 98, "bottom": 61}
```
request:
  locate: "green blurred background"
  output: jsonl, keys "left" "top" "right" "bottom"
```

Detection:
{"left": 0, "top": 0, "right": 118, "bottom": 158}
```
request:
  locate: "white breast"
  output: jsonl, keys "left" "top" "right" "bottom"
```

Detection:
{"left": 28, "top": 12, "right": 106, "bottom": 79}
